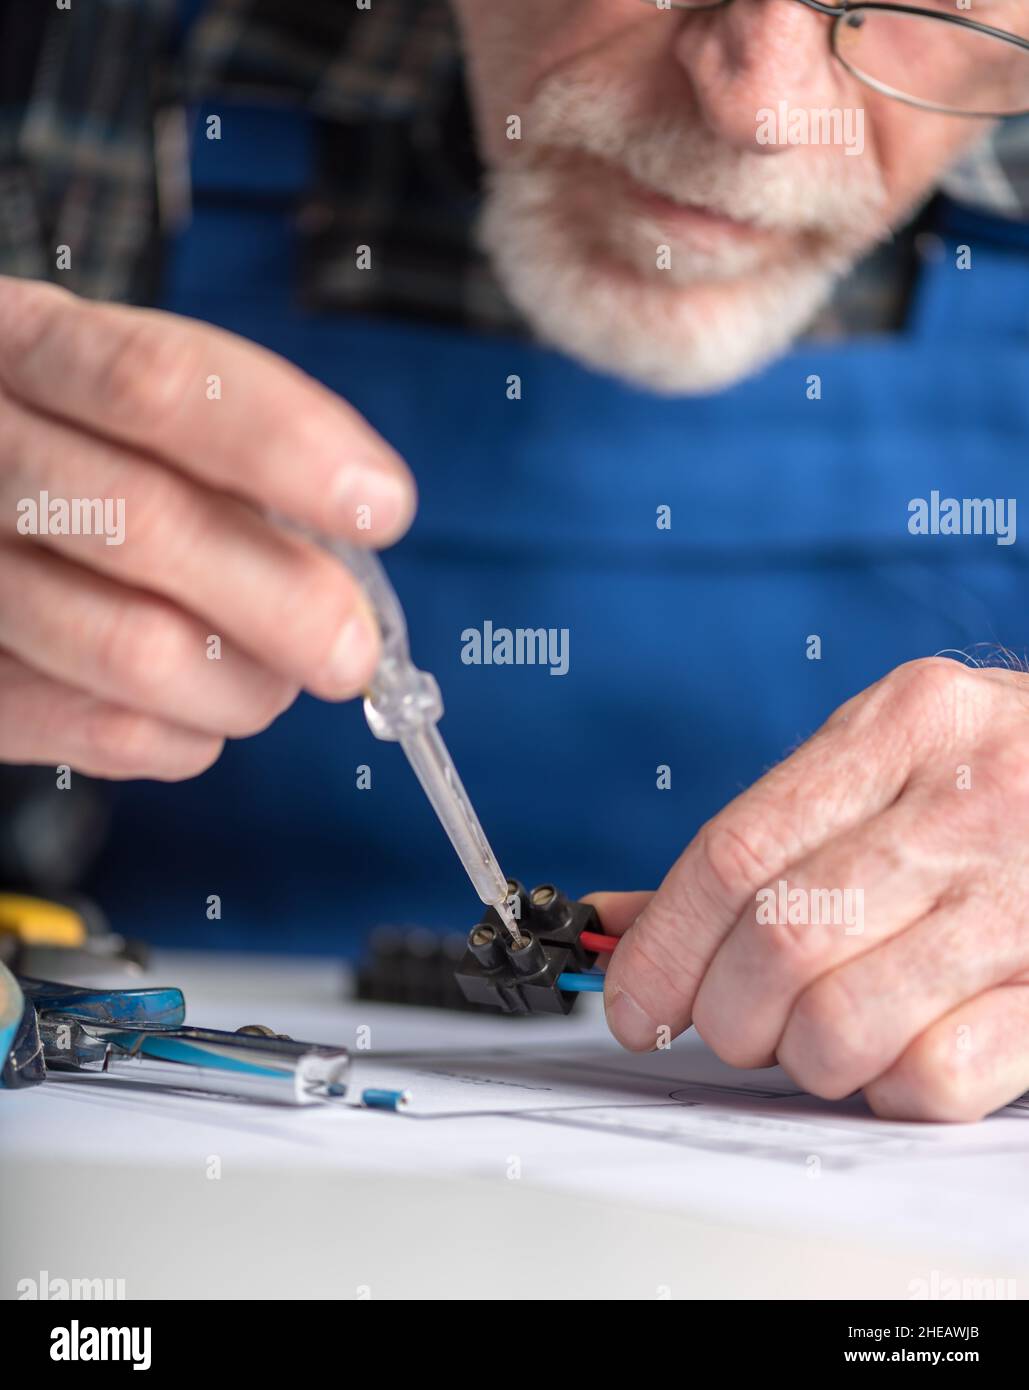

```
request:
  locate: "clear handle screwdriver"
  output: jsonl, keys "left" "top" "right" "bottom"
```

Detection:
{"left": 328, "top": 539, "right": 524, "bottom": 948}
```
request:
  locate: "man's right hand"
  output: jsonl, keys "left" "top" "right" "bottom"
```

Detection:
{"left": 0, "top": 277, "right": 416, "bottom": 779}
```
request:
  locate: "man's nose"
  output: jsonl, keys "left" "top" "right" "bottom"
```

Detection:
{"left": 670, "top": 0, "right": 843, "bottom": 150}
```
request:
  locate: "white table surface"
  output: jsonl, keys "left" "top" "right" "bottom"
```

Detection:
{"left": 3, "top": 950, "right": 1027, "bottom": 1301}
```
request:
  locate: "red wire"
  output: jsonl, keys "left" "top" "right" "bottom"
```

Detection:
{"left": 580, "top": 930, "right": 617, "bottom": 954}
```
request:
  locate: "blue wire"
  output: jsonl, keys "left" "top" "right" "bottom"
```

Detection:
{"left": 557, "top": 972, "right": 605, "bottom": 993}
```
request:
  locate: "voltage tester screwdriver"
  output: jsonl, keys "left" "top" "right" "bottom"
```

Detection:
{"left": 330, "top": 539, "right": 526, "bottom": 950}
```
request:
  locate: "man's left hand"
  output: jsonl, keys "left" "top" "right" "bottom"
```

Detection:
{"left": 592, "top": 657, "right": 1029, "bottom": 1121}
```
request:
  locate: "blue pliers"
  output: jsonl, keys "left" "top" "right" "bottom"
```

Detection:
{"left": 0, "top": 959, "right": 184, "bottom": 1090}
{"left": 0, "top": 961, "right": 350, "bottom": 1105}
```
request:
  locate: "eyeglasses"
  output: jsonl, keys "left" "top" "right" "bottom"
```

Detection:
{"left": 639, "top": 0, "right": 1029, "bottom": 116}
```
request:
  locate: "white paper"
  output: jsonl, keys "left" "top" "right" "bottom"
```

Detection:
{"left": 3, "top": 950, "right": 1028, "bottom": 1273}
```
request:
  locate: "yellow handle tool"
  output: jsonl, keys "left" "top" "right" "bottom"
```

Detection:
{"left": 0, "top": 894, "right": 88, "bottom": 948}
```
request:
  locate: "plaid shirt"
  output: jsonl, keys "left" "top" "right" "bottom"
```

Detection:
{"left": 1, "top": 0, "right": 1028, "bottom": 338}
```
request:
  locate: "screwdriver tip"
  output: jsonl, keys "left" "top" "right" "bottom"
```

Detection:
{"left": 495, "top": 895, "right": 526, "bottom": 948}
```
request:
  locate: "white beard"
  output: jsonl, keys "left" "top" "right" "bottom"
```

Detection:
{"left": 477, "top": 72, "right": 890, "bottom": 395}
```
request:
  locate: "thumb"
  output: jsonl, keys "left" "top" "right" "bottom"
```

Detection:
{"left": 602, "top": 879, "right": 704, "bottom": 1053}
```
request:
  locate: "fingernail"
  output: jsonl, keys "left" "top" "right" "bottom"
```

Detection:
{"left": 605, "top": 985, "right": 659, "bottom": 1053}
{"left": 335, "top": 462, "right": 414, "bottom": 540}
{"left": 323, "top": 610, "right": 379, "bottom": 696}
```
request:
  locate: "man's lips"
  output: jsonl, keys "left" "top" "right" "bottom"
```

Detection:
{"left": 623, "top": 177, "right": 769, "bottom": 241}
{"left": 537, "top": 145, "right": 767, "bottom": 235}
{"left": 531, "top": 145, "right": 813, "bottom": 261}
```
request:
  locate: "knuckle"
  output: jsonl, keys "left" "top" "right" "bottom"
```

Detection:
{"left": 81, "top": 705, "right": 162, "bottom": 777}
{"left": 99, "top": 603, "right": 196, "bottom": 709}
{"left": 751, "top": 896, "right": 823, "bottom": 969}
{"left": 117, "top": 466, "right": 189, "bottom": 549}
{"left": 886, "top": 657, "right": 975, "bottom": 725}
{"left": 230, "top": 676, "right": 298, "bottom": 738}
{"left": 256, "top": 678, "right": 299, "bottom": 728}
{"left": 82, "top": 703, "right": 223, "bottom": 781}
{"left": 748, "top": 874, "right": 838, "bottom": 971}
{"left": 697, "top": 815, "right": 780, "bottom": 911}
{"left": 975, "top": 730, "right": 1029, "bottom": 809}
{"left": 162, "top": 735, "right": 224, "bottom": 781}
{"left": 0, "top": 659, "right": 46, "bottom": 760}
{"left": 825, "top": 658, "right": 989, "bottom": 764}
{"left": 0, "top": 392, "right": 27, "bottom": 467}
{"left": 691, "top": 991, "right": 760, "bottom": 1069}
{"left": 95, "top": 313, "right": 200, "bottom": 427}
{"left": 0, "top": 278, "right": 74, "bottom": 372}
{"left": 887, "top": 1033, "right": 984, "bottom": 1123}
{"left": 783, "top": 972, "right": 871, "bottom": 1098}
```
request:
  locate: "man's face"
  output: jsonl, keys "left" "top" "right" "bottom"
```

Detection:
{"left": 449, "top": 0, "right": 1019, "bottom": 392}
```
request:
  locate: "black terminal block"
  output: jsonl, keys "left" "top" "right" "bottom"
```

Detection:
{"left": 454, "top": 881, "right": 600, "bottom": 1016}
{"left": 355, "top": 926, "right": 489, "bottom": 1012}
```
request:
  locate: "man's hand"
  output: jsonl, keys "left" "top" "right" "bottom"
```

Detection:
{"left": 0, "top": 277, "right": 415, "bottom": 779}
{"left": 592, "top": 658, "right": 1029, "bottom": 1122}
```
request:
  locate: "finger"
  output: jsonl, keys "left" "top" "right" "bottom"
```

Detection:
{"left": 692, "top": 793, "right": 947, "bottom": 1070}
{"left": 0, "top": 277, "right": 415, "bottom": 543}
{"left": 0, "top": 652, "right": 224, "bottom": 781}
{"left": 0, "top": 397, "right": 381, "bottom": 698}
{"left": 776, "top": 893, "right": 1025, "bottom": 1099}
{"left": 863, "top": 980, "right": 1029, "bottom": 1122}
{"left": 603, "top": 659, "right": 970, "bottom": 1052}
{"left": 0, "top": 541, "right": 299, "bottom": 737}
{"left": 580, "top": 891, "right": 654, "bottom": 938}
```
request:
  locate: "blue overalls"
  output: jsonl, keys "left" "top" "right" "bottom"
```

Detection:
{"left": 85, "top": 103, "right": 1029, "bottom": 955}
